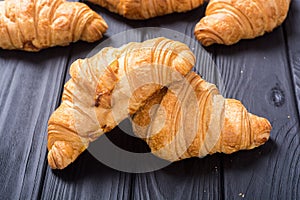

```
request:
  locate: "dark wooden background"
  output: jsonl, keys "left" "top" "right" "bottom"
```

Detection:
{"left": 1, "top": 0, "right": 299, "bottom": 199}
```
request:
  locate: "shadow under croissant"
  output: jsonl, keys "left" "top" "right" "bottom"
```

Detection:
{"left": 0, "top": 45, "right": 73, "bottom": 63}
{"left": 221, "top": 139, "right": 276, "bottom": 171}
{"left": 50, "top": 120, "right": 274, "bottom": 181}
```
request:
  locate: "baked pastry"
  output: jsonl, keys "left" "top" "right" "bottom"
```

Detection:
{"left": 47, "top": 37, "right": 271, "bottom": 169}
{"left": 47, "top": 37, "right": 195, "bottom": 169}
{"left": 0, "top": 0, "right": 108, "bottom": 51}
{"left": 194, "top": 0, "right": 291, "bottom": 46}
{"left": 87, "top": 0, "right": 206, "bottom": 19}
{"left": 132, "top": 71, "right": 271, "bottom": 161}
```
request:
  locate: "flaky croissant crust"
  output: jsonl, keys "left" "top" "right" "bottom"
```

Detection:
{"left": 88, "top": 0, "right": 206, "bottom": 19}
{"left": 47, "top": 37, "right": 271, "bottom": 169}
{"left": 194, "top": 0, "right": 291, "bottom": 46}
{"left": 47, "top": 37, "right": 195, "bottom": 169}
{"left": 0, "top": 0, "right": 108, "bottom": 51}
{"left": 132, "top": 72, "right": 271, "bottom": 161}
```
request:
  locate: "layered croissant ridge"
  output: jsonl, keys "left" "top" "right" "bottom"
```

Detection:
{"left": 47, "top": 38, "right": 271, "bottom": 169}
{"left": 194, "top": 0, "right": 291, "bottom": 46}
{"left": 88, "top": 0, "right": 206, "bottom": 19}
{"left": 132, "top": 72, "right": 271, "bottom": 161}
{"left": 0, "top": 0, "right": 108, "bottom": 51}
{"left": 48, "top": 37, "right": 195, "bottom": 169}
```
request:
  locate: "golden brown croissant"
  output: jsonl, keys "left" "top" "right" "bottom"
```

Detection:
{"left": 47, "top": 37, "right": 195, "bottom": 169}
{"left": 0, "top": 0, "right": 108, "bottom": 51}
{"left": 194, "top": 0, "right": 291, "bottom": 46}
{"left": 132, "top": 71, "right": 271, "bottom": 161}
{"left": 87, "top": 0, "right": 206, "bottom": 19}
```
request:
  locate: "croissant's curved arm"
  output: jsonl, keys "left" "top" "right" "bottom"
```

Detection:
{"left": 132, "top": 72, "right": 271, "bottom": 161}
{"left": 0, "top": 0, "right": 108, "bottom": 51}
{"left": 47, "top": 37, "right": 195, "bottom": 169}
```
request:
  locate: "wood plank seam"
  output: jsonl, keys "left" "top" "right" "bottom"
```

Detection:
{"left": 281, "top": 25, "right": 300, "bottom": 119}
{"left": 36, "top": 49, "right": 73, "bottom": 199}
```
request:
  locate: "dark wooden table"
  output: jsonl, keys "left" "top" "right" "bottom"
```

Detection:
{"left": 1, "top": 0, "right": 300, "bottom": 199}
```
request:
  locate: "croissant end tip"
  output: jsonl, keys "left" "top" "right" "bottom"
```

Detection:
{"left": 81, "top": 16, "right": 108, "bottom": 42}
{"left": 194, "top": 27, "right": 223, "bottom": 46}
{"left": 47, "top": 141, "right": 74, "bottom": 170}
{"left": 249, "top": 114, "right": 272, "bottom": 147}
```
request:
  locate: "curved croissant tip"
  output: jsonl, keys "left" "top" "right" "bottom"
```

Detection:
{"left": 47, "top": 141, "right": 73, "bottom": 170}
{"left": 195, "top": 34, "right": 215, "bottom": 46}
{"left": 81, "top": 16, "right": 108, "bottom": 42}
{"left": 194, "top": 28, "right": 223, "bottom": 46}
{"left": 249, "top": 114, "right": 272, "bottom": 146}
{"left": 48, "top": 149, "right": 60, "bottom": 170}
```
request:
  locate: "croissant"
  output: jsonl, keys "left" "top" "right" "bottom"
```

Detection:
{"left": 87, "top": 0, "right": 206, "bottom": 19}
{"left": 194, "top": 0, "right": 291, "bottom": 46}
{"left": 132, "top": 71, "right": 271, "bottom": 161}
{"left": 0, "top": 0, "right": 108, "bottom": 51}
{"left": 47, "top": 37, "right": 195, "bottom": 169}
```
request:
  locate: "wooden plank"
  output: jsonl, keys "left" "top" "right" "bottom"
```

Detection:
{"left": 0, "top": 1, "right": 130, "bottom": 199}
{"left": 40, "top": 4, "right": 141, "bottom": 199}
{"left": 132, "top": 6, "right": 222, "bottom": 200}
{"left": 284, "top": 0, "right": 300, "bottom": 117}
{"left": 132, "top": 157, "right": 221, "bottom": 200}
{"left": 0, "top": 47, "right": 71, "bottom": 199}
{"left": 213, "top": 15, "right": 300, "bottom": 199}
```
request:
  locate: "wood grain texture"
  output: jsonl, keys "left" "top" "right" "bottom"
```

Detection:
{"left": 212, "top": 8, "right": 300, "bottom": 199}
{"left": 130, "top": 6, "right": 223, "bottom": 200}
{"left": 41, "top": 151, "right": 132, "bottom": 199}
{"left": 284, "top": 0, "right": 300, "bottom": 117}
{"left": 0, "top": 47, "right": 71, "bottom": 199}
{"left": 132, "top": 157, "right": 221, "bottom": 200}
{"left": 40, "top": 3, "right": 145, "bottom": 199}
